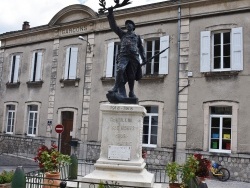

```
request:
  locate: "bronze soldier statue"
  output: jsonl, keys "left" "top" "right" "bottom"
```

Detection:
{"left": 107, "top": 7, "right": 147, "bottom": 102}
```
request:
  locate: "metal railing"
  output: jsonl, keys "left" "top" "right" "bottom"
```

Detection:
{"left": 23, "top": 160, "right": 168, "bottom": 188}
{"left": 25, "top": 165, "right": 70, "bottom": 188}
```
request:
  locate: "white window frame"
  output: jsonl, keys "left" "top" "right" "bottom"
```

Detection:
{"left": 209, "top": 112, "right": 232, "bottom": 153}
{"left": 3, "top": 102, "right": 18, "bottom": 134}
{"left": 24, "top": 102, "right": 41, "bottom": 136}
{"left": 212, "top": 31, "right": 231, "bottom": 71}
{"left": 64, "top": 47, "right": 78, "bottom": 79}
{"left": 142, "top": 106, "right": 158, "bottom": 147}
{"left": 145, "top": 39, "right": 160, "bottom": 75}
{"left": 203, "top": 101, "right": 238, "bottom": 154}
{"left": 9, "top": 54, "right": 21, "bottom": 83}
{"left": 200, "top": 27, "right": 243, "bottom": 72}
{"left": 30, "top": 50, "right": 43, "bottom": 81}
{"left": 140, "top": 101, "right": 164, "bottom": 148}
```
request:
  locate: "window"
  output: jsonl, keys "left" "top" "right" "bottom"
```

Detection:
{"left": 9, "top": 54, "right": 20, "bottom": 83}
{"left": 6, "top": 105, "right": 15, "bottom": 134}
{"left": 105, "top": 35, "right": 169, "bottom": 77}
{"left": 64, "top": 47, "right": 78, "bottom": 79}
{"left": 209, "top": 106, "right": 232, "bottom": 153}
{"left": 30, "top": 51, "right": 43, "bottom": 81}
{"left": 27, "top": 105, "right": 38, "bottom": 136}
{"left": 142, "top": 106, "right": 158, "bottom": 147}
{"left": 144, "top": 36, "right": 169, "bottom": 75}
{"left": 145, "top": 39, "right": 160, "bottom": 74}
{"left": 200, "top": 27, "right": 243, "bottom": 72}
{"left": 203, "top": 101, "right": 238, "bottom": 153}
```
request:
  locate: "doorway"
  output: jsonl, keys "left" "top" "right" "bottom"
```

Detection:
{"left": 61, "top": 111, "right": 74, "bottom": 155}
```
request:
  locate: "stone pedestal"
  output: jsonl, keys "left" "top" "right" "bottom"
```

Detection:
{"left": 82, "top": 103, "right": 156, "bottom": 188}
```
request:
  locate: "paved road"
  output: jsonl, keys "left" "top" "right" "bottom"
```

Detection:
{"left": 0, "top": 165, "right": 38, "bottom": 173}
{"left": 206, "top": 179, "right": 250, "bottom": 188}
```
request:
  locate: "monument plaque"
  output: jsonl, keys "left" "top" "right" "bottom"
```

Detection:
{"left": 108, "top": 145, "right": 131, "bottom": 160}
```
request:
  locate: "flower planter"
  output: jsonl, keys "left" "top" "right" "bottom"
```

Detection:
{"left": 0, "top": 183, "right": 11, "bottom": 188}
{"left": 169, "top": 183, "right": 181, "bottom": 188}
{"left": 43, "top": 172, "right": 60, "bottom": 188}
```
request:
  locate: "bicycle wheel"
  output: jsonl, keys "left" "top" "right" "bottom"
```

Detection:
{"left": 217, "top": 168, "right": 230, "bottom": 181}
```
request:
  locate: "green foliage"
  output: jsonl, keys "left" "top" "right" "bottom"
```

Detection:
{"left": 98, "top": 181, "right": 105, "bottom": 188}
{"left": 165, "top": 162, "right": 181, "bottom": 183}
{"left": 180, "top": 156, "right": 199, "bottom": 188}
{"left": 0, "top": 170, "right": 14, "bottom": 184}
{"left": 34, "top": 144, "right": 71, "bottom": 172}
{"left": 166, "top": 156, "right": 199, "bottom": 188}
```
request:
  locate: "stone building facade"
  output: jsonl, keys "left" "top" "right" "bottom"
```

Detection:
{"left": 0, "top": 0, "right": 250, "bottom": 182}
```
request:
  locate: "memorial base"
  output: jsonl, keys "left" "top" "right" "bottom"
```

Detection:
{"left": 82, "top": 103, "right": 160, "bottom": 188}
{"left": 82, "top": 168, "right": 154, "bottom": 188}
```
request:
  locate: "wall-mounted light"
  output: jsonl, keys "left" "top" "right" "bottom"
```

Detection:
{"left": 78, "top": 36, "right": 91, "bottom": 53}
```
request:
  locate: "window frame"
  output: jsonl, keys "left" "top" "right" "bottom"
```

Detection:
{"left": 203, "top": 101, "right": 238, "bottom": 154}
{"left": 27, "top": 106, "right": 38, "bottom": 136}
{"left": 25, "top": 102, "right": 41, "bottom": 137}
{"left": 3, "top": 102, "right": 18, "bottom": 134}
{"left": 140, "top": 101, "right": 164, "bottom": 148}
{"left": 209, "top": 112, "right": 232, "bottom": 153}
{"left": 145, "top": 38, "right": 160, "bottom": 75}
{"left": 212, "top": 31, "right": 231, "bottom": 71}
{"left": 142, "top": 105, "right": 159, "bottom": 147}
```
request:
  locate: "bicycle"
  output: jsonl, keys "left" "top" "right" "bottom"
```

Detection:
{"left": 210, "top": 161, "right": 230, "bottom": 181}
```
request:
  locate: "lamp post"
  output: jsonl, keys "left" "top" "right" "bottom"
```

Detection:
{"left": 78, "top": 36, "right": 91, "bottom": 53}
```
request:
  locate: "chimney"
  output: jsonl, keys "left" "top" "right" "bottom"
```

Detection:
{"left": 22, "top": 21, "right": 30, "bottom": 30}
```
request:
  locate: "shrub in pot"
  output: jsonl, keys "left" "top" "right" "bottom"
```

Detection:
{"left": 165, "top": 162, "right": 181, "bottom": 188}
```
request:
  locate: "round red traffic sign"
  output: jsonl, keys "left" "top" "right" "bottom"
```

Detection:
{"left": 55, "top": 124, "right": 64, "bottom": 134}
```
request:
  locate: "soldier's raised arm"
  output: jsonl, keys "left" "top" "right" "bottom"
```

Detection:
{"left": 107, "top": 7, "right": 124, "bottom": 38}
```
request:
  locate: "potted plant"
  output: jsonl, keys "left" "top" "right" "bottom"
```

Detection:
{"left": 0, "top": 170, "right": 14, "bottom": 188}
{"left": 180, "top": 155, "right": 199, "bottom": 188}
{"left": 165, "top": 162, "right": 181, "bottom": 188}
{"left": 193, "top": 153, "right": 211, "bottom": 182}
{"left": 34, "top": 144, "right": 71, "bottom": 188}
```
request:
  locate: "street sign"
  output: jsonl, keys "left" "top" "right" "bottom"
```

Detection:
{"left": 55, "top": 124, "right": 64, "bottom": 134}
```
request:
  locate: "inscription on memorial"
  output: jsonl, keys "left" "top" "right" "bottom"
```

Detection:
{"left": 108, "top": 145, "right": 131, "bottom": 160}
{"left": 109, "top": 106, "right": 134, "bottom": 111}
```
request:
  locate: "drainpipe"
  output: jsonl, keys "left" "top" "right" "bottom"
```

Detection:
{"left": 173, "top": 0, "right": 181, "bottom": 162}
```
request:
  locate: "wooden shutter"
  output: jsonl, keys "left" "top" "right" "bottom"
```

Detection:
{"left": 159, "top": 35, "right": 169, "bottom": 74}
{"left": 35, "top": 52, "right": 42, "bottom": 81}
{"left": 231, "top": 27, "right": 243, "bottom": 71}
{"left": 106, "top": 42, "right": 115, "bottom": 77}
{"left": 69, "top": 47, "right": 78, "bottom": 79}
{"left": 140, "top": 39, "right": 146, "bottom": 75}
{"left": 200, "top": 31, "right": 211, "bottom": 72}
{"left": 13, "top": 55, "right": 20, "bottom": 82}
{"left": 64, "top": 48, "right": 70, "bottom": 79}
{"left": 30, "top": 53, "right": 36, "bottom": 81}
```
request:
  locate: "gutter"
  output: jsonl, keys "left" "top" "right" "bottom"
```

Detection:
{"left": 173, "top": 0, "right": 181, "bottom": 162}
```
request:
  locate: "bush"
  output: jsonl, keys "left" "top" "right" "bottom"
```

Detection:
{"left": 0, "top": 170, "right": 14, "bottom": 184}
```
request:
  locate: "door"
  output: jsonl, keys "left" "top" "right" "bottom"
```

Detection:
{"left": 61, "top": 111, "right": 74, "bottom": 155}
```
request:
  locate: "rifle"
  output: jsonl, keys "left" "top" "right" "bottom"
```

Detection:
{"left": 141, "top": 47, "right": 169, "bottom": 66}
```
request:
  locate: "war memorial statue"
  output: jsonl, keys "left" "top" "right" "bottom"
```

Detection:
{"left": 100, "top": 0, "right": 168, "bottom": 104}
{"left": 99, "top": 0, "right": 147, "bottom": 103}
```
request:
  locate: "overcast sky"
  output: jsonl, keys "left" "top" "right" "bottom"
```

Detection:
{"left": 0, "top": 0, "right": 165, "bottom": 35}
